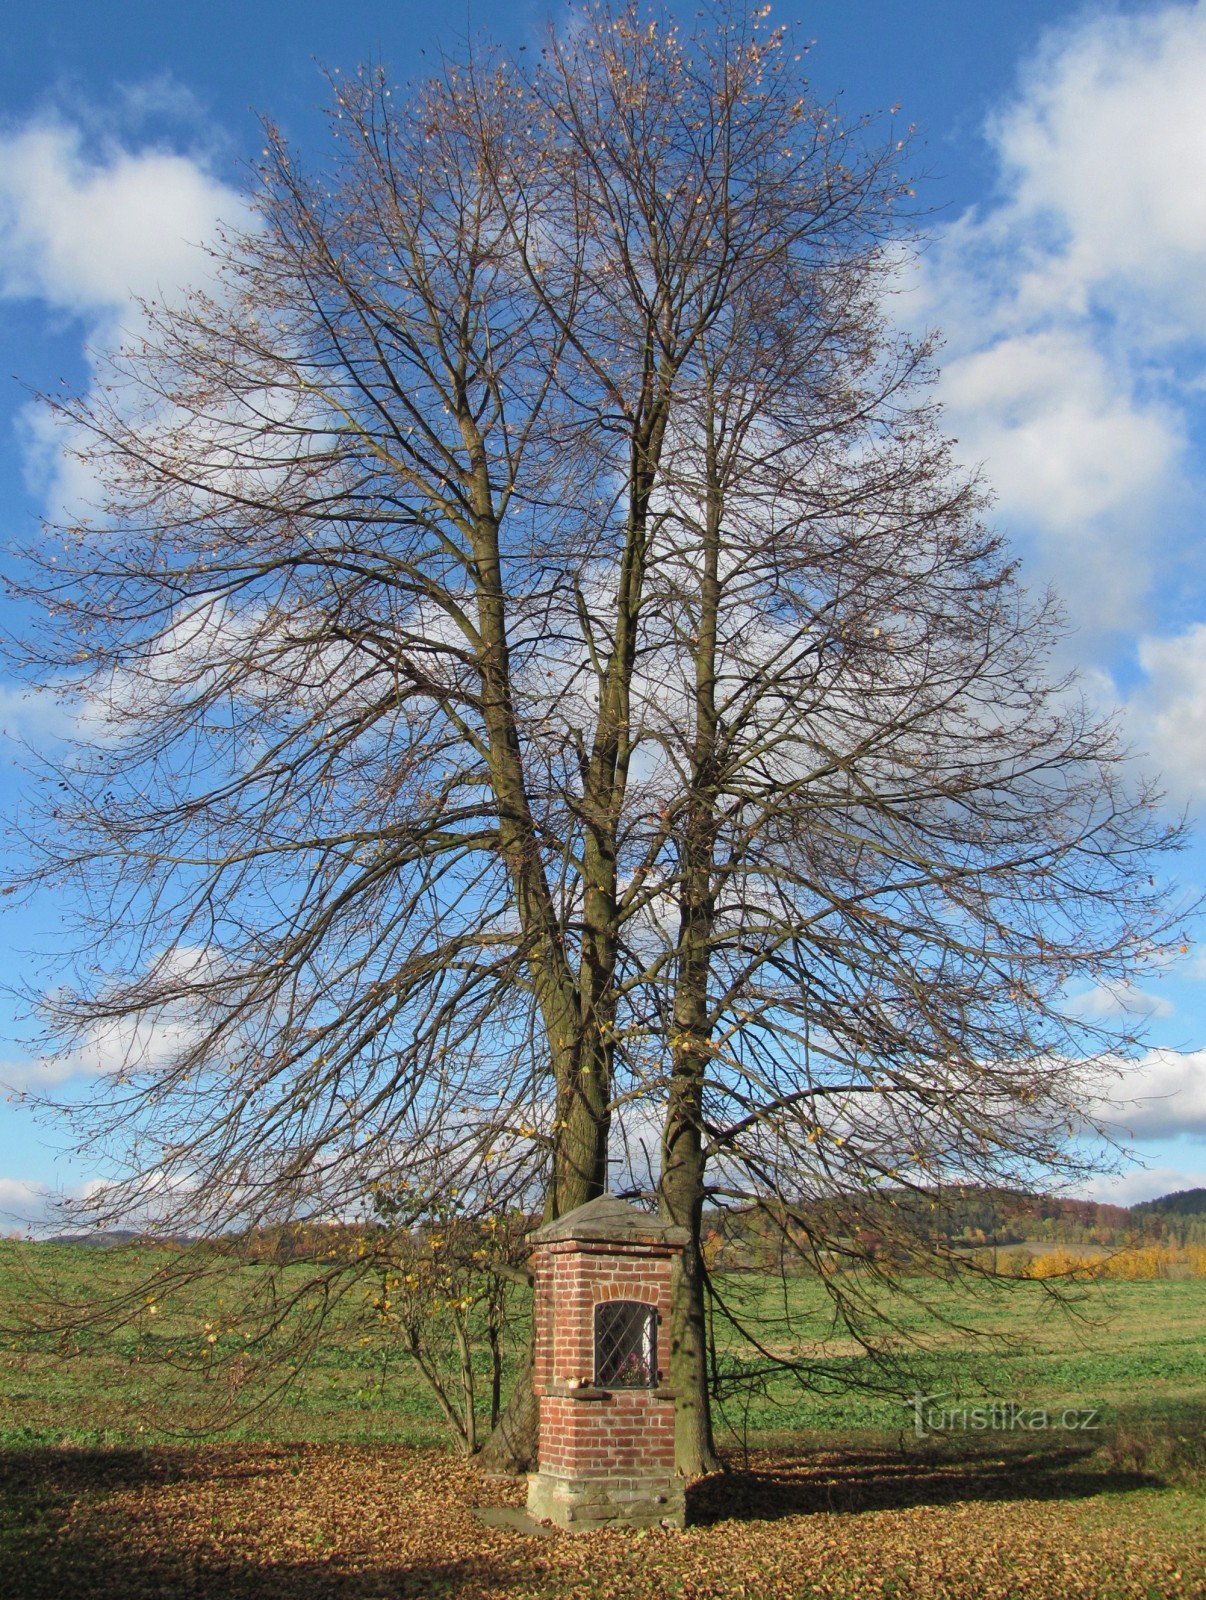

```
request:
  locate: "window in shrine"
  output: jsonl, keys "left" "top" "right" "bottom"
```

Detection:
{"left": 594, "top": 1299, "right": 657, "bottom": 1387}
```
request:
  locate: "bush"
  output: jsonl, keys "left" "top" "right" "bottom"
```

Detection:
{"left": 1096, "top": 1419, "right": 1206, "bottom": 1488}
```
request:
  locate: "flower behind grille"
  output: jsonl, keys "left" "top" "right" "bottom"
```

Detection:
{"left": 594, "top": 1300, "right": 656, "bottom": 1387}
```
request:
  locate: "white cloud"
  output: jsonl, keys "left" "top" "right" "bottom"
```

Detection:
{"left": 1087, "top": 1048, "right": 1206, "bottom": 1140}
{"left": 1081, "top": 1162, "right": 1206, "bottom": 1207}
{"left": 0, "top": 1175, "right": 103, "bottom": 1232}
{"left": 1121, "top": 623, "right": 1206, "bottom": 806}
{"left": 110, "top": 73, "right": 216, "bottom": 132}
{"left": 0, "top": 103, "right": 250, "bottom": 522}
{"left": 988, "top": 2, "right": 1206, "bottom": 336}
{"left": 1072, "top": 981, "right": 1175, "bottom": 1022}
{"left": 0, "top": 1173, "right": 147, "bottom": 1235}
{"left": 0, "top": 678, "right": 82, "bottom": 747}
{"left": 0, "top": 1176, "right": 56, "bottom": 1230}
{"left": 14, "top": 401, "right": 109, "bottom": 520}
{"left": 0, "top": 1015, "right": 197, "bottom": 1095}
{"left": 938, "top": 331, "right": 1181, "bottom": 627}
{"left": 0, "top": 945, "right": 218, "bottom": 1095}
{"left": 914, "top": 1, "right": 1206, "bottom": 635}
{"left": 0, "top": 117, "right": 245, "bottom": 319}
{"left": 0, "top": 92, "right": 261, "bottom": 754}
{"left": 926, "top": 0, "right": 1206, "bottom": 343}
{"left": 941, "top": 333, "right": 1180, "bottom": 534}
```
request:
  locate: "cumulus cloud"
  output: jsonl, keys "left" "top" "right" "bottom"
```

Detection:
{"left": 0, "top": 89, "right": 258, "bottom": 762}
{"left": 913, "top": 1, "right": 1206, "bottom": 634}
{"left": 1119, "top": 623, "right": 1206, "bottom": 806}
{"left": 0, "top": 1014, "right": 197, "bottom": 1095}
{"left": 0, "top": 945, "right": 218, "bottom": 1095}
{"left": 1071, "top": 981, "right": 1175, "bottom": 1022}
{"left": 986, "top": 2, "right": 1206, "bottom": 335}
{"left": 0, "top": 100, "right": 250, "bottom": 521}
{"left": 1086, "top": 1048, "right": 1206, "bottom": 1140}
{"left": 0, "top": 1175, "right": 57, "bottom": 1231}
{"left": 1081, "top": 1162, "right": 1206, "bottom": 1207}
{"left": 0, "top": 678, "right": 82, "bottom": 747}
{"left": 14, "top": 401, "right": 110, "bottom": 518}
{"left": 0, "top": 1172, "right": 162, "bottom": 1235}
{"left": 0, "top": 1175, "right": 107, "bottom": 1233}
{"left": 940, "top": 333, "right": 1180, "bottom": 533}
{"left": 0, "top": 118, "right": 244, "bottom": 317}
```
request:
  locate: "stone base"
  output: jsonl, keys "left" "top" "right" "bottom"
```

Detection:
{"left": 527, "top": 1470, "right": 686, "bottom": 1531}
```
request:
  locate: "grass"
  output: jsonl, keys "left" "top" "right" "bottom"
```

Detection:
{"left": 705, "top": 1273, "right": 1206, "bottom": 1452}
{"left": 2, "top": 1243, "right": 1203, "bottom": 1452}
{"left": 0, "top": 1243, "right": 1201, "bottom": 1597}
{"left": 0, "top": 1240, "right": 482, "bottom": 1448}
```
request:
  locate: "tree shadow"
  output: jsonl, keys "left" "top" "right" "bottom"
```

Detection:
{"left": 688, "top": 1439, "right": 1159, "bottom": 1524}
{"left": 1, "top": 1443, "right": 261, "bottom": 1496}
{"left": 3, "top": 1544, "right": 515, "bottom": 1600}
{"left": 0, "top": 1446, "right": 527, "bottom": 1600}
{"left": 0, "top": 1436, "right": 1179, "bottom": 1597}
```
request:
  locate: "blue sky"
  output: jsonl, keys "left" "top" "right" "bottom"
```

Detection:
{"left": 0, "top": 0, "right": 1204, "bottom": 1224}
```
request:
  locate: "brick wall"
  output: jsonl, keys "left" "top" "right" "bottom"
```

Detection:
{"left": 531, "top": 1240, "right": 676, "bottom": 1479}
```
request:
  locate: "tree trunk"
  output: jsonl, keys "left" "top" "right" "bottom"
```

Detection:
{"left": 476, "top": 1054, "right": 609, "bottom": 1473}
{"left": 659, "top": 407, "right": 723, "bottom": 1480}
{"left": 475, "top": 1344, "right": 540, "bottom": 1474}
{"left": 661, "top": 1075, "right": 723, "bottom": 1478}
{"left": 470, "top": 300, "right": 672, "bottom": 1478}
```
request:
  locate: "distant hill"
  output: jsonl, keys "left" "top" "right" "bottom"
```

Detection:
{"left": 47, "top": 1230, "right": 144, "bottom": 1248}
{"left": 1132, "top": 1187, "right": 1206, "bottom": 1218}
{"left": 697, "top": 1182, "right": 1206, "bottom": 1271}
{"left": 45, "top": 1230, "right": 195, "bottom": 1249}
{"left": 24, "top": 1187, "right": 1206, "bottom": 1260}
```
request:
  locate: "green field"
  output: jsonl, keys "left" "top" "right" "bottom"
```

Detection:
{"left": 1, "top": 1243, "right": 1202, "bottom": 1455}
{"left": 0, "top": 1244, "right": 1201, "bottom": 1598}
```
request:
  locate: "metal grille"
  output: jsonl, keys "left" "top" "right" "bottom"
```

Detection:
{"left": 594, "top": 1300, "right": 657, "bottom": 1388}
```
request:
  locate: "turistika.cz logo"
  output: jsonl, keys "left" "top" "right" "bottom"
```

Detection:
{"left": 908, "top": 1391, "right": 1101, "bottom": 1439}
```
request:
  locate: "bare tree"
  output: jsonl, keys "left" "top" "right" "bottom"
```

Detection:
{"left": 476, "top": 3, "right": 1187, "bottom": 1474}
{"left": 5, "top": 1, "right": 1185, "bottom": 1481}
{"left": 6, "top": 3, "right": 903, "bottom": 1469}
{"left": 7, "top": 49, "right": 588, "bottom": 1465}
{"left": 628, "top": 216, "right": 1191, "bottom": 1473}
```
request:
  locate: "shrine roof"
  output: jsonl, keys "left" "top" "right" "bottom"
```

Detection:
{"left": 527, "top": 1193, "right": 689, "bottom": 1248}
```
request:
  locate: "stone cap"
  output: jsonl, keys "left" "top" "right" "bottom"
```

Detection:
{"left": 527, "top": 1193, "right": 689, "bottom": 1249}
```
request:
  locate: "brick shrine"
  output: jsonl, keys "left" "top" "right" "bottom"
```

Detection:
{"left": 526, "top": 1194, "right": 688, "bottom": 1531}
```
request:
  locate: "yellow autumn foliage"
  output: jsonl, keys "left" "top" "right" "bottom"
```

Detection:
{"left": 1017, "top": 1245, "right": 1202, "bottom": 1280}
